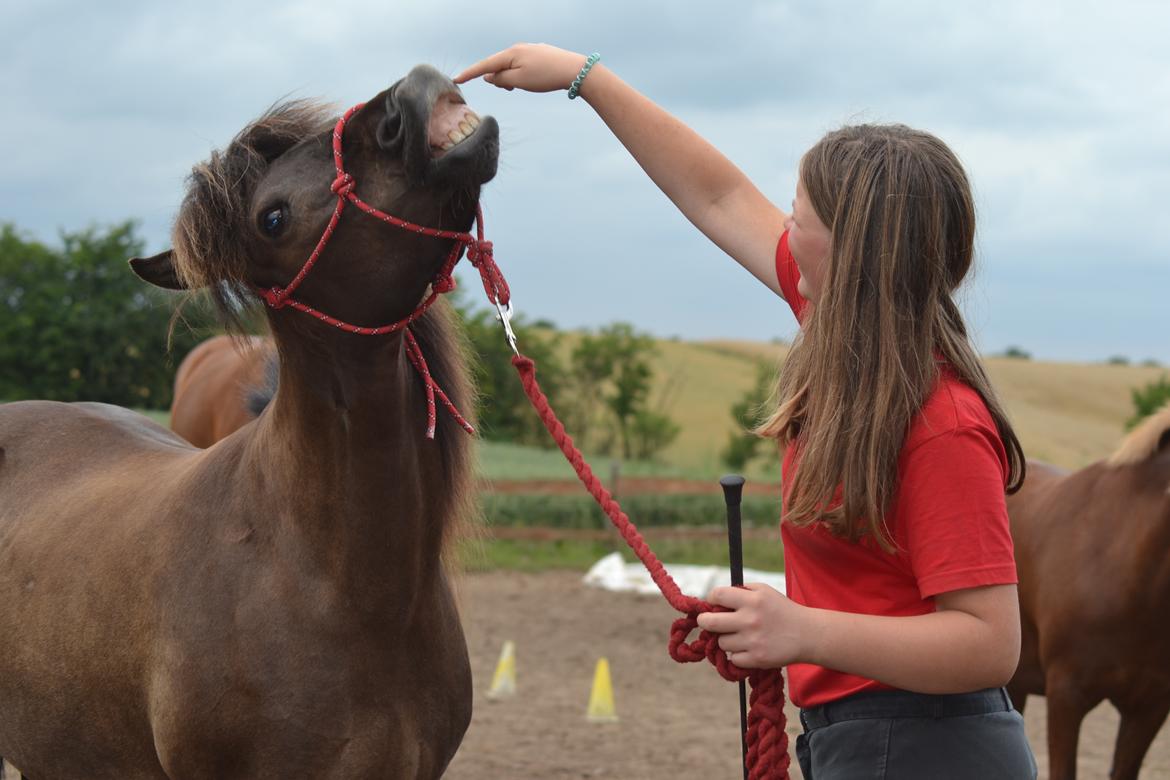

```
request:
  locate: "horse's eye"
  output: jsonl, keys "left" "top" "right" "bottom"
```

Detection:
{"left": 260, "top": 206, "right": 286, "bottom": 237}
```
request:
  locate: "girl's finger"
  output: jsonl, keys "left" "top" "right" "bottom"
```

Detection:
{"left": 453, "top": 50, "right": 516, "bottom": 84}
{"left": 728, "top": 652, "right": 759, "bottom": 669}
{"left": 707, "top": 586, "right": 755, "bottom": 609}
{"left": 696, "top": 610, "right": 739, "bottom": 633}
{"left": 483, "top": 68, "right": 522, "bottom": 90}
{"left": 716, "top": 635, "right": 747, "bottom": 654}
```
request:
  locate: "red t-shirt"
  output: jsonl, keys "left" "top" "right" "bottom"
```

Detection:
{"left": 773, "top": 231, "right": 1018, "bottom": 708}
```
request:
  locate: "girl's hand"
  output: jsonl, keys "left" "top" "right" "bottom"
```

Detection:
{"left": 454, "top": 44, "right": 591, "bottom": 94}
{"left": 696, "top": 583, "right": 813, "bottom": 669}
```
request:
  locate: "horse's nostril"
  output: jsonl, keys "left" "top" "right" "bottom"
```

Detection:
{"left": 376, "top": 110, "right": 405, "bottom": 156}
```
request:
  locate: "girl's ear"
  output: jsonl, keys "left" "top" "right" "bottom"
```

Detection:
{"left": 129, "top": 250, "right": 186, "bottom": 290}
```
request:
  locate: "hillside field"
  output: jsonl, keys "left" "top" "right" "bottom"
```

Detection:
{"left": 533, "top": 335, "right": 1164, "bottom": 478}
{"left": 134, "top": 335, "right": 1165, "bottom": 480}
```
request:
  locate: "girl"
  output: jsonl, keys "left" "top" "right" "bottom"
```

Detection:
{"left": 456, "top": 45, "right": 1037, "bottom": 779}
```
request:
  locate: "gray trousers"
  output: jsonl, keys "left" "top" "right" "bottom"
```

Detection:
{"left": 795, "top": 687, "right": 1037, "bottom": 779}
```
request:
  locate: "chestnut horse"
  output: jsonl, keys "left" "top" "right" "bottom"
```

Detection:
{"left": 1007, "top": 402, "right": 1170, "bottom": 779}
{"left": 0, "top": 65, "right": 498, "bottom": 778}
{"left": 169, "top": 335, "right": 275, "bottom": 447}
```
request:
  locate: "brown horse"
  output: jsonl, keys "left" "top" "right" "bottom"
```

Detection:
{"left": 1007, "top": 402, "right": 1170, "bottom": 779}
{"left": 0, "top": 64, "right": 497, "bottom": 778}
{"left": 169, "top": 334, "right": 275, "bottom": 447}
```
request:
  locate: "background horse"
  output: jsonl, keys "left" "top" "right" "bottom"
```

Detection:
{"left": 0, "top": 64, "right": 498, "bottom": 778}
{"left": 169, "top": 334, "right": 275, "bottom": 447}
{"left": 1008, "top": 402, "right": 1170, "bottom": 779}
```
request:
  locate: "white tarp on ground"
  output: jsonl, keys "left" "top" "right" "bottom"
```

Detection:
{"left": 582, "top": 552, "right": 786, "bottom": 600}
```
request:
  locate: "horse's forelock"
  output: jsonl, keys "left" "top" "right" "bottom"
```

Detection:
{"left": 171, "top": 99, "right": 336, "bottom": 332}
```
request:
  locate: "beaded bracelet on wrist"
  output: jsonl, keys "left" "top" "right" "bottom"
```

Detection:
{"left": 567, "top": 52, "right": 601, "bottom": 99}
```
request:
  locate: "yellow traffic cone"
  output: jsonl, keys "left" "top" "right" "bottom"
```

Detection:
{"left": 585, "top": 657, "right": 619, "bottom": 722}
{"left": 487, "top": 639, "right": 516, "bottom": 700}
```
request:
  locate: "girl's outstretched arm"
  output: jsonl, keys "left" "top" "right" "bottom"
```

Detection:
{"left": 456, "top": 44, "right": 789, "bottom": 299}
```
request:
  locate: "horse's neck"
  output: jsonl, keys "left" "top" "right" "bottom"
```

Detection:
{"left": 245, "top": 331, "right": 443, "bottom": 606}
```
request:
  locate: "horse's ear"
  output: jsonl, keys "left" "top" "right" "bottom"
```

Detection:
{"left": 129, "top": 250, "right": 186, "bottom": 290}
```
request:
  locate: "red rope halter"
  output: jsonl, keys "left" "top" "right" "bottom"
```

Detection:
{"left": 256, "top": 101, "right": 790, "bottom": 778}
{"left": 256, "top": 102, "right": 508, "bottom": 438}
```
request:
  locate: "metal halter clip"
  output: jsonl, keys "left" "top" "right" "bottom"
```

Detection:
{"left": 493, "top": 299, "right": 520, "bottom": 357}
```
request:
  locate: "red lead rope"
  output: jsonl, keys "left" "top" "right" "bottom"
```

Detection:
{"left": 511, "top": 354, "right": 790, "bottom": 780}
{"left": 258, "top": 101, "right": 790, "bottom": 778}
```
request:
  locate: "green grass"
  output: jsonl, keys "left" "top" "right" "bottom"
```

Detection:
{"left": 479, "top": 493, "right": 781, "bottom": 529}
{"left": 459, "top": 537, "right": 619, "bottom": 572}
{"left": 474, "top": 439, "right": 715, "bottom": 482}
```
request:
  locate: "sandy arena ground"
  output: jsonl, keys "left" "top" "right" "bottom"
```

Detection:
{"left": 446, "top": 570, "right": 1170, "bottom": 780}
{"left": 2, "top": 569, "right": 1164, "bottom": 779}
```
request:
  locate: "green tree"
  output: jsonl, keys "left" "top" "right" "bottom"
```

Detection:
{"left": 721, "top": 361, "right": 776, "bottom": 470}
{"left": 450, "top": 288, "right": 565, "bottom": 446}
{"left": 1127, "top": 374, "right": 1170, "bottom": 430}
{"left": 1001, "top": 346, "right": 1031, "bottom": 360}
{"left": 630, "top": 409, "right": 680, "bottom": 460}
{"left": 0, "top": 222, "right": 206, "bottom": 407}
{"left": 568, "top": 323, "right": 678, "bottom": 460}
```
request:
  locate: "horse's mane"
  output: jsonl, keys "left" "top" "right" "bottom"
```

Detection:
{"left": 172, "top": 99, "right": 336, "bottom": 331}
{"left": 1107, "top": 401, "right": 1170, "bottom": 467}
{"left": 408, "top": 299, "right": 479, "bottom": 558}
{"left": 237, "top": 301, "right": 477, "bottom": 558}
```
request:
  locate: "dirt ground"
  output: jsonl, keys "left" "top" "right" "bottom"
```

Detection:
{"left": 2, "top": 570, "right": 1164, "bottom": 779}
{"left": 446, "top": 570, "right": 1170, "bottom": 780}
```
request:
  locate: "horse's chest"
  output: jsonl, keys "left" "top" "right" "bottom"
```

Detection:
{"left": 151, "top": 568, "right": 471, "bottom": 777}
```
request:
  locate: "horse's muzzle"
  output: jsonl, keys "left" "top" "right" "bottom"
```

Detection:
{"left": 379, "top": 64, "right": 499, "bottom": 190}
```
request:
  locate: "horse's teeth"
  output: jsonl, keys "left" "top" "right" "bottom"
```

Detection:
{"left": 458, "top": 120, "right": 472, "bottom": 136}
{"left": 441, "top": 141, "right": 454, "bottom": 150}
{"left": 466, "top": 114, "right": 480, "bottom": 129}
{"left": 448, "top": 129, "right": 465, "bottom": 144}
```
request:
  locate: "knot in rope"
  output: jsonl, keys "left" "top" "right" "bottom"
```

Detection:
{"left": 668, "top": 611, "right": 750, "bottom": 682}
{"left": 668, "top": 611, "right": 792, "bottom": 778}
{"left": 330, "top": 172, "right": 355, "bottom": 197}
{"left": 260, "top": 287, "right": 288, "bottom": 309}
{"left": 467, "top": 239, "right": 511, "bottom": 306}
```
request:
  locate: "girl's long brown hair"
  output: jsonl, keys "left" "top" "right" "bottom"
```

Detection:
{"left": 758, "top": 124, "right": 1024, "bottom": 551}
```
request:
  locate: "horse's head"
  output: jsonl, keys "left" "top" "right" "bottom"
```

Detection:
{"left": 132, "top": 65, "right": 499, "bottom": 332}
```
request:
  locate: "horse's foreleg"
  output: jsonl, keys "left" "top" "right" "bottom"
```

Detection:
{"left": 1109, "top": 697, "right": 1170, "bottom": 780}
{"left": 1045, "top": 672, "right": 1098, "bottom": 780}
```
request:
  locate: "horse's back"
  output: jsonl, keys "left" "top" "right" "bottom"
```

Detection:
{"left": 0, "top": 400, "right": 191, "bottom": 469}
{"left": 171, "top": 335, "right": 272, "bottom": 447}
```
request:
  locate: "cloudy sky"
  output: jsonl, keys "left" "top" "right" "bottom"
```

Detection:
{"left": 3, "top": 0, "right": 1167, "bottom": 362}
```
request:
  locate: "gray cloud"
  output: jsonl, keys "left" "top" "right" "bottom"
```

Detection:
{"left": 1, "top": 0, "right": 1167, "bottom": 363}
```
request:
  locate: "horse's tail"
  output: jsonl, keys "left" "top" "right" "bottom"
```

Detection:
{"left": 244, "top": 350, "right": 279, "bottom": 418}
{"left": 1108, "top": 400, "right": 1170, "bottom": 467}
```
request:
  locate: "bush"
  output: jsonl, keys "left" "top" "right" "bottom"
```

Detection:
{"left": 1001, "top": 346, "right": 1031, "bottom": 360}
{"left": 0, "top": 222, "right": 208, "bottom": 407}
{"left": 1127, "top": 375, "right": 1170, "bottom": 429}
{"left": 721, "top": 362, "right": 776, "bottom": 470}
{"left": 451, "top": 289, "right": 566, "bottom": 446}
